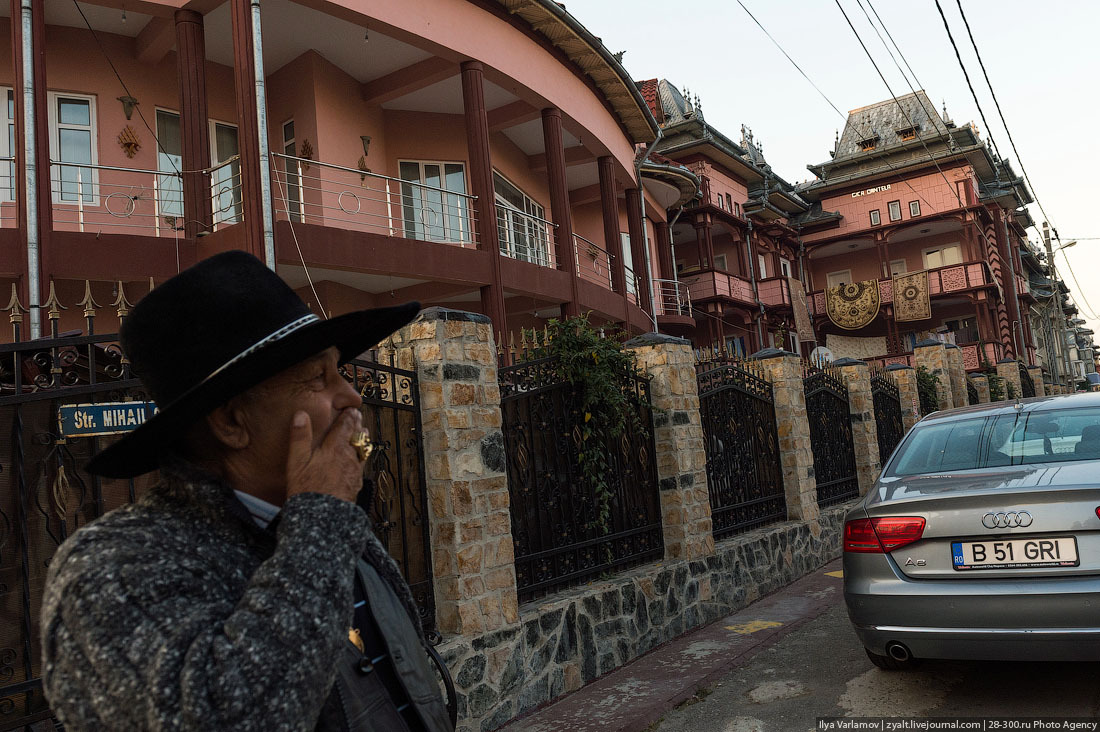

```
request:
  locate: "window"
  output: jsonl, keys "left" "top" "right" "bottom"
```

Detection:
{"left": 909, "top": 200, "right": 921, "bottom": 217}
{"left": 211, "top": 120, "right": 242, "bottom": 224}
{"left": 0, "top": 89, "right": 13, "bottom": 202}
{"left": 621, "top": 232, "right": 636, "bottom": 295}
{"left": 734, "top": 201, "right": 741, "bottom": 217}
{"left": 922, "top": 244, "right": 962, "bottom": 269}
{"left": 858, "top": 137, "right": 878, "bottom": 151}
{"left": 153, "top": 110, "right": 183, "bottom": 220}
{"left": 827, "top": 270, "right": 851, "bottom": 289}
{"left": 890, "top": 407, "right": 1100, "bottom": 477}
{"left": 713, "top": 254, "right": 727, "bottom": 271}
{"left": 757, "top": 254, "right": 767, "bottom": 279}
{"left": 282, "top": 120, "right": 301, "bottom": 222}
{"left": 887, "top": 200, "right": 902, "bottom": 221}
{"left": 890, "top": 259, "right": 907, "bottom": 277}
{"left": 725, "top": 193, "right": 733, "bottom": 213}
{"left": 869, "top": 209, "right": 881, "bottom": 226}
{"left": 945, "top": 317, "right": 979, "bottom": 343}
{"left": 493, "top": 171, "right": 546, "bottom": 263}
{"left": 779, "top": 257, "right": 792, "bottom": 278}
{"left": 49, "top": 93, "right": 96, "bottom": 203}
{"left": 897, "top": 127, "right": 917, "bottom": 141}
{"left": 398, "top": 161, "right": 470, "bottom": 245}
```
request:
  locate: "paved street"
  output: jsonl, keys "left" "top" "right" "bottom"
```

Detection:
{"left": 510, "top": 561, "right": 1100, "bottom": 731}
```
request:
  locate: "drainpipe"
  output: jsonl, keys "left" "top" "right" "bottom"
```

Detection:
{"left": 250, "top": 0, "right": 276, "bottom": 269}
{"left": 634, "top": 127, "right": 663, "bottom": 332}
{"left": 667, "top": 203, "right": 685, "bottom": 284}
{"left": 20, "top": 0, "right": 40, "bottom": 339}
{"left": 745, "top": 217, "right": 765, "bottom": 347}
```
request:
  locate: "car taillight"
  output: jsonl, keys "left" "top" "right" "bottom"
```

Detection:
{"left": 844, "top": 517, "right": 926, "bottom": 553}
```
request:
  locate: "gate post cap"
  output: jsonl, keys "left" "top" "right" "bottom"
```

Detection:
{"left": 831, "top": 358, "right": 867, "bottom": 367}
{"left": 748, "top": 347, "right": 796, "bottom": 360}
{"left": 996, "top": 358, "right": 1016, "bottom": 364}
{"left": 417, "top": 307, "right": 491, "bottom": 324}
{"left": 624, "top": 332, "right": 690, "bottom": 348}
{"left": 915, "top": 339, "right": 944, "bottom": 349}
{"left": 944, "top": 343, "right": 961, "bottom": 349}
{"left": 884, "top": 363, "right": 913, "bottom": 371}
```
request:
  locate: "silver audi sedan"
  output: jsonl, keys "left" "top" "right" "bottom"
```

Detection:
{"left": 843, "top": 391, "right": 1100, "bottom": 670}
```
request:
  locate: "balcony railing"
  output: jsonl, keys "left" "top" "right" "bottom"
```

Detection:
{"left": 270, "top": 153, "right": 477, "bottom": 247}
{"left": 49, "top": 160, "right": 185, "bottom": 237}
{"left": 680, "top": 269, "right": 756, "bottom": 306}
{"left": 758, "top": 277, "right": 791, "bottom": 307}
{"left": 574, "top": 234, "right": 614, "bottom": 290}
{"left": 497, "top": 205, "right": 556, "bottom": 268}
{"left": 210, "top": 157, "right": 243, "bottom": 231}
{"left": 654, "top": 278, "right": 692, "bottom": 317}
{"left": 809, "top": 261, "right": 992, "bottom": 316}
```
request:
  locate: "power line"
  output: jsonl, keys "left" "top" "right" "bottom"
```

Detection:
{"left": 931, "top": 0, "right": 1002, "bottom": 162}
{"left": 952, "top": 0, "right": 1054, "bottom": 231}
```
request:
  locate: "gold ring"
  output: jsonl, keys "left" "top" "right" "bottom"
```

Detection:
{"left": 349, "top": 431, "right": 372, "bottom": 462}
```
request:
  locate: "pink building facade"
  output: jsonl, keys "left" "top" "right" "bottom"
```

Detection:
{"left": 2, "top": 0, "right": 698, "bottom": 344}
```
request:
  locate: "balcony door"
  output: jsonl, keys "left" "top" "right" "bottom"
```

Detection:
{"left": 211, "top": 121, "right": 242, "bottom": 224}
{"left": 399, "top": 160, "right": 470, "bottom": 244}
{"left": 493, "top": 171, "right": 547, "bottom": 265}
{"left": 155, "top": 110, "right": 183, "bottom": 220}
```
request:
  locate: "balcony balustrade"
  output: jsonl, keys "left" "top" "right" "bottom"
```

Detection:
{"left": 270, "top": 153, "right": 477, "bottom": 247}
{"left": 573, "top": 233, "right": 614, "bottom": 290}
{"left": 653, "top": 278, "right": 692, "bottom": 317}
{"left": 49, "top": 160, "right": 185, "bottom": 237}
{"left": 496, "top": 205, "right": 556, "bottom": 268}
{"left": 680, "top": 269, "right": 756, "bottom": 306}
{"left": 757, "top": 277, "right": 791, "bottom": 307}
{"left": 809, "top": 261, "right": 992, "bottom": 316}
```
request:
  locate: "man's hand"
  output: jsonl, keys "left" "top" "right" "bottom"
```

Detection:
{"left": 285, "top": 407, "right": 366, "bottom": 503}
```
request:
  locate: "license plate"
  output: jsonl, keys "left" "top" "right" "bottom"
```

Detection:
{"left": 951, "top": 537, "right": 1079, "bottom": 570}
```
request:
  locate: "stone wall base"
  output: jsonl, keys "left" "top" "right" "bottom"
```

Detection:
{"left": 441, "top": 506, "right": 849, "bottom": 731}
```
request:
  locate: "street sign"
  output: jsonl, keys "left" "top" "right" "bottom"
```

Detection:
{"left": 58, "top": 401, "right": 158, "bottom": 438}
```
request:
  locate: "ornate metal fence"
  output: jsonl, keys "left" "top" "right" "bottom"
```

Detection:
{"left": 803, "top": 364, "right": 859, "bottom": 507}
{"left": 0, "top": 284, "right": 432, "bottom": 728}
{"left": 1018, "top": 363, "right": 1036, "bottom": 398}
{"left": 499, "top": 355, "right": 662, "bottom": 603}
{"left": 870, "top": 370, "right": 904, "bottom": 467}
{"left": 967, "top": 378, "right": 979, "bottom": 405}
{"left": 343, "top": 356, "right": 435, "bottom": 633}
{"left": 696, "top": 359, "right": 786, "bottom": 541}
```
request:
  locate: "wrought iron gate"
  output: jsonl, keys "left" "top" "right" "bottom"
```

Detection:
{"left": 967, "top": 379, "right": 979, "bottom": 405}
{"left": 803, "top": 366, "right": 859, "bottom": 507}
{"left": 1018, "top": 363, "right": 1036, "bottom": 398}
{"left": 344, "top": 356, "right": 435, "bottom": 633}
{"left": 697, "top": 360, "right": 786, "bottom": 540}
{"left": 499, "top": 356, "right": 663, "bottom": 603}
{"left": 1, "top": 314, "right": 432, "bottom": 728}
{"left": 870, "top": 370, "right": 904, "bottom": 467}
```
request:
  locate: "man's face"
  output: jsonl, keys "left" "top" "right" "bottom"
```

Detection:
{"left": 236, "top": 346, "right": 362, "bottom": 502}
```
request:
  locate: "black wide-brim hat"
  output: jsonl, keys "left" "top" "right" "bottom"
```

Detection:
{"left": 86, "top": 250, "right": 420, "bottom": 478}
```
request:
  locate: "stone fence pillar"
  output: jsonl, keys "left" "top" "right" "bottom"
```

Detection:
{"left": 886, "top": 365, "right": 921, "bottom": 431}
{"left": 945, "top": 345, "right": 967, "bottom": 408}
{"left": 834, "top": 359, "right": 880, "bottom": 494}
{"left": 971, "top": 374, "right": 991, "bottom": 404}
{"left": 996, "top": 359, "right": 1022, "bottom": 401}
{"left": 913, "top": 340, "right": 953, "bottom": 411}
{"left": 389, "top": 307, "right": 519, "bottom": 636}
{"left": 625, "top": 334, "right": 714, "bottom": 562}
{"left": 751, "top": 349, "right": 819, "bottom": 523}
{"left": 1043, "top": 378, "right": 1054, "bottom": 396}
{"left": 1028, "top": 366, "right": 1046, "bottom": 397}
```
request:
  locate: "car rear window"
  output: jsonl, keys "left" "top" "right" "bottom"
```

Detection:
{"left": 890, "top": 406, "right": 1100, "bottom": 476}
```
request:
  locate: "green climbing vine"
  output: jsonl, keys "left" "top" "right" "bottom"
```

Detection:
{"left": 915, "top": 366, "right": 940, "bottom": 416}
{"left": 524, "top": 316, "right": 645, "bottom": 541}
{"left": 982, "top": 358, "right": 1005, "bottom": 402}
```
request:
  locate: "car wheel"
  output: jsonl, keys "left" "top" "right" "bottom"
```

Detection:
{"left": 865, "top": 647, "right": 922, "bottom": 671}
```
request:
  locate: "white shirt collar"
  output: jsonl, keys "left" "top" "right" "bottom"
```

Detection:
{"left": 234, "top": 490, "right": 281, "bottom": 529}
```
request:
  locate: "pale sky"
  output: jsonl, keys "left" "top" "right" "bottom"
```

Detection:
{"left": 565, "top": 0, "right": 1100, "bottom": 342}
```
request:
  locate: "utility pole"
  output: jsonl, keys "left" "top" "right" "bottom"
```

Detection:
{"left": 1043, "top": 222, "right": 1074, "bottom": 390}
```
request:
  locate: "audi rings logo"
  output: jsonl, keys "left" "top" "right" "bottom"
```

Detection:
{"left": 982, "top": 511, "right": 1033, "bottom": 529}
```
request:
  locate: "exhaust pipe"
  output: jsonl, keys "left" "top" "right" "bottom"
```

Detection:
{"left": 885, "top": 642, "right": 912, "bottom": 662}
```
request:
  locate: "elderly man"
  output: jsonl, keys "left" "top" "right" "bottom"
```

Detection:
{"left": 41, "top": 251, "right": 453, "bottom": 731}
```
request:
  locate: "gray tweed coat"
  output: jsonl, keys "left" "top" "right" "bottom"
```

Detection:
{"left": 40, "top": 457, "right": 430, "bottom": 731}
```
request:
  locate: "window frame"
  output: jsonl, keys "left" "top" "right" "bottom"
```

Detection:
{"left": 398, "top": 159, "right": 472, "bottom": 245}
{"left": 922, "top": 244, "right": 962, "bottom": 270}
{"left": 826, "top": 270, "right": 852, "bottom": 289}
{"left": 869, "top": 209, "right": 881, "bottom": 226}
{"left": 909, "top": 200, "right": 921, "bottom": 217}
{"left": 779, "top": 257, "right": 792, "bottom": 278}
{"left": 47, "top": 91, "right": 99, "bottom": 206}
{"left": 890, "top": 259, "right": 907, "bottom": 277}
{"left": 209, "top": 117, "right": 242, "bottom": 225}
{"left": 887, "top": 200, "right": 902, "bottom": 222}
{"left": 0, "top": 87, "right": 14, "bottom": 203}
{"left": 153, "top": 106, "right": 185, "bottom": 221}
{"left": 281, "top": 118, "right": 302, "bottom": 222}
{"left": 493, "top": 169, "right": 546, "bottom": 263}
{"left": 757, "top": 253, "right": 768, "bottom": 279}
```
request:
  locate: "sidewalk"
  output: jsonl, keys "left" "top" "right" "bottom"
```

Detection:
{"left": 501, "top": 559, "right": 844, "bottom": 732}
